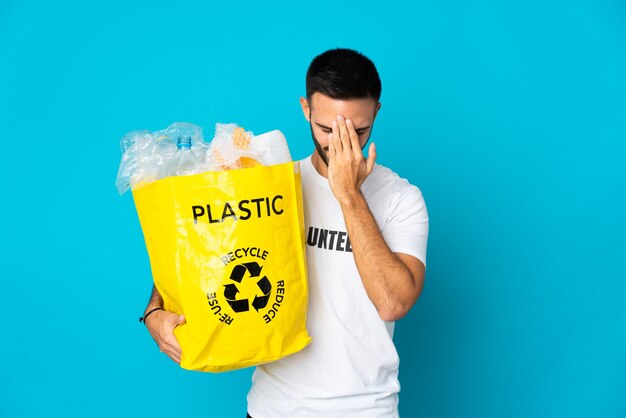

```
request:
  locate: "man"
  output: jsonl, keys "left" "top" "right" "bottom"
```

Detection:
{"left": 143, "top": 48, "right": 429, "bottom": 417}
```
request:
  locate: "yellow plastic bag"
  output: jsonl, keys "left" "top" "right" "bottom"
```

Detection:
{"left": 132, "top": 161, "right": 311, "bottom": 372}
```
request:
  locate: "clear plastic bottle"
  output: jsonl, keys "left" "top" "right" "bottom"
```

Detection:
{"left": 167, "top": 136, "right": 201, "bottom": 176}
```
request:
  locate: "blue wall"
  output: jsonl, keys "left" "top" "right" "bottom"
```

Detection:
{"left": 1, "top": 1, "right": 624, "bottom": 417}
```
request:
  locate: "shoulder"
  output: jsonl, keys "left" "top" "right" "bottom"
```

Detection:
{"left": 365, "top": 162, "right": 426, "bottom": 202}
{"left": 364, "top": 162, "right": 427, "bottom": 223}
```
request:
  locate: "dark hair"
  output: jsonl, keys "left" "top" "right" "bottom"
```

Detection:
{"left": 306, "top": 48, "right": 382, "bottom": 102}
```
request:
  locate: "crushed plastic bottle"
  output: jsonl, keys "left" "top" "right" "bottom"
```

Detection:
{"left": 116, "top": 122, "right": 293, "bottom": 195}
{"left": 115, "top": 122, "right": 206, "bottom": 194}
{"left": 167, "top": 136, "right": 201, "bottom": 176}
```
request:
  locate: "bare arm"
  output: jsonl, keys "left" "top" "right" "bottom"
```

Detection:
{"left": 143, "top": 284, "right": 185, "bottom": 364}
{"left": 340, "top": 192, "right": 425, "bottom": 321}
{"left": 327, "top": 115, "right": 425, "bottom": 321}
{"left": 145, "top": 284, "right": 164, "bottom": 311}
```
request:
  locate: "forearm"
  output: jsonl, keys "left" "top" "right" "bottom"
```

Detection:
{"left": 145, "top": 284, "right": 164, "bottom": 312}
{"left": 340, "top": 192, "right": 417, "bottom": 321}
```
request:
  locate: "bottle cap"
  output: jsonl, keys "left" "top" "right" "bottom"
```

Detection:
{"left": 176, "top": 136, "right": 192, "bottom": 149}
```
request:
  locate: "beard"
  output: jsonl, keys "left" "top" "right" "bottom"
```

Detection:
{"left": 309, "top": 122, "right": 330, "bottom": 167}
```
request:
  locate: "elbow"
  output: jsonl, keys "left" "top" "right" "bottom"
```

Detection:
{"left": 378, "top": 310, "right": 406, "bottom": 322}
{"left": 378, "top": 302, "right": 412, "bottom": 322}
{"left": 377, "top": 284, "right": 424, "bottom": 322}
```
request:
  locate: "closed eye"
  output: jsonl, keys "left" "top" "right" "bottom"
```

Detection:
{"left": 320, "top": 128, "right": 368, "bottom": 135}
{"left": 315, "top": 122, "right": 370, "bottom": 136}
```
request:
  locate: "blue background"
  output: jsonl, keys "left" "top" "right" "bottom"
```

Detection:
{"left": 1, "top": 0, "right": 624, "bottom": 417}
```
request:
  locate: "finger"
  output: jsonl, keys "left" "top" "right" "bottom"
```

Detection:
{"left": 174, "top": 314, "right": 185, "bottom": 327}
{"left": 164, "top": 329, "right": 183, "bottom": 356}
{"left": 346, "top": 119, "right": 361, "bottom": 158}
{"left": 163, "top": 332, "right": 182, "bottom": 350}
{"left": 366, "top": 143, "right": 377, "bottom": 175}
{"left": 164, "top": 349, "right": 180, "bottom": 364}
{"left": 336, "top": 115, "right": 351, "bottom": 152}
{"left": 167, "top": 344, "right": 182, "bottom": 362}
{"left": 170, "top": 339, "right": 182, "bottom": 357}
{"left": 327, "top": 133, "right": 336, "bottom": 161}
{"left": 172, "top": 346, "right": 181, "bottom": 363}
{"left": 166, "top": 314, "right": 183, "bottom": 331}
{"left": 170, "top": 314, "right": 184, "bottom": 324}
{"left": 161, "top": 340, "right": 181, "bottom": 364}
{"left": 332, "top": 120, "right": 342, "bottom": 152}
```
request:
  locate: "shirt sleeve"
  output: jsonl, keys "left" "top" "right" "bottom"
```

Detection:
{"left": 381, "top": 181, "right": 429, "bottom": 268}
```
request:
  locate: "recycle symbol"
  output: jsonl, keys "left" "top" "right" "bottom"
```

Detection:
{"left": 223, "top": 262, "right": 272, "bottom": 313}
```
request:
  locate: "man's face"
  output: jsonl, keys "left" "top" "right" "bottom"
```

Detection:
{"left": 300, "top": 93, "right": 381, "bottom": 164}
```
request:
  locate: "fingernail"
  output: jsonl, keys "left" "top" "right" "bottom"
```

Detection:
{"left": 346, "top": 119, "right": 352, "bottom": 126}
{"left": 332, "top": 120, "right": 337, "bottom": 127}
{"left": 337, "top": 115, "right": 344, "bottom": 122}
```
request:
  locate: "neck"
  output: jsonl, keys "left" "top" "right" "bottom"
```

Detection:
{"left": 311, "top": 150, "right": 329, "bottom": 178}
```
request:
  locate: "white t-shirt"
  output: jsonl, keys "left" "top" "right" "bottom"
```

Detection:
{"left": 247, "top": 155, "right": 429, "bottom": 418}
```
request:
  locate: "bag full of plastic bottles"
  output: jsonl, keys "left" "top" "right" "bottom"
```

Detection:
{"left": 116, "top": 122, "right": 311, "bottom": 372}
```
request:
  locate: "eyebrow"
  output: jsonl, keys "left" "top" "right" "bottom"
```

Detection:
{"left": 315, "top": 122, "right": 370, "bottom": 133}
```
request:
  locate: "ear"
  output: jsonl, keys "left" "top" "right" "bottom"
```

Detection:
{"left": 299, "top": 97, "right": 311, "bottom": 122}
{"left": 373, "top": 102, "right": 382, "bottom": 120}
